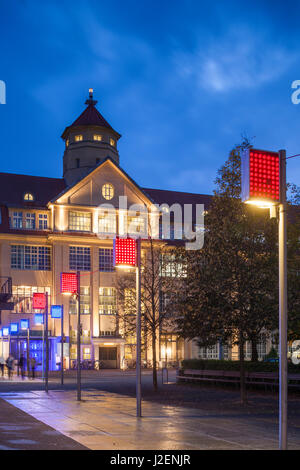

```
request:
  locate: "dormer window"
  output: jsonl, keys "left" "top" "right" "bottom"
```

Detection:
{"left": 110, "top": 138, "right": 115, "bottom": 147}
{"left": 75, "top": 135, "right": 83, "bottom": 142}
{"left": 93, "top": 134, "right": 102, "bottom": 141}
{"left": 24, "top": 193, "right": 34, "bottom": 201}
{"left": 66, "top": 139, "right": 69, "bottom": 147}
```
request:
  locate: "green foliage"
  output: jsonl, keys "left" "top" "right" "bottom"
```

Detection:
{"left": 181, "top": 359, "right": 300, "bottom": 373}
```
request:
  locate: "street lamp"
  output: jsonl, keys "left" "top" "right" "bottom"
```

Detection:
{"left": 242, "top": 147, "right": 287, "bottom": 450}
{"left": 61, "top": 272, "right": 81, "bottom": 400}
{"left": 114, "top": 237, "right": 142, "bottom": 417}
{"left": 33, "top": 292, "right": 49, "bottom": 392}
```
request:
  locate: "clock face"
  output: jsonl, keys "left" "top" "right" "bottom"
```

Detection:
{"left": 102, "top": 183, "right": 114, "bottom": 200}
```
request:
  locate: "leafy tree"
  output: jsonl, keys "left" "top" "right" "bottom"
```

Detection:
{"left": 115, "top": 235, "right": 182, "bottom": 391}
{"left": 174, "top": 141, "right": 279, "bottom": 403}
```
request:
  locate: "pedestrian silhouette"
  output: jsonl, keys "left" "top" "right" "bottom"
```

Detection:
{"left": 19, "top": 354, "right": 25, "bottom": 380}
{"left": 6, "top": 354, "right": 14, "bottom": 379}
{"left": 30, "top": 356, "right": 36, "bottom": 380}
{"left": 0, "top": 355, "right": 4, "bottom": 377}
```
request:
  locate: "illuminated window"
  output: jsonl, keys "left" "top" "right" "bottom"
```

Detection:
{"left": 69, "top": 246, "right": 91, "bottom": 271}
{"left": 24, "top": 193, "right": 34, "bottom": 201}
{"left": 66, "top": 139, "right": 69, "bottom": 147}
{"left": 127, "top": 214, "right": 146, "bottom": 235}
{"left": 75, "top": 135, "right": 83, "bottom": 142}
{"left": 159, "top": 254, "right": 186, "bottom": 278}
{"left": 99, "top": 287, "right": 116, "bottom": 315}
{"left": 12, "top": 286, "right": 50, "bottom": 313}
{"left": 102, "top": 183, "right": 114, "bottom": 200}
{"left": 124, "top": 288, "right": 136, "bottom": 316}
{"left": 69, "top": 211, "right": 91, "bottom": 231}
{"left": 69, "top": 287, "right": 90, "bottom": 314}
{"left": 11, "top": 245, "right": 51, "bottom": 271}
{"left": 98, "top": 212, "right": 116, "bottom": 234}
{"left": 110, "top": 138, "right": 115, "bottom": 147}
{"left": 25, "top": 213, "right": 35, "bottom": 230}
{"left": 93, "top": 134, "right": 102, "bottom": 141}
{"left": 83, "top": 347, "right": 91, "bottom": 360}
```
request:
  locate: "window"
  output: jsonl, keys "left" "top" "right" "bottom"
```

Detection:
{"left": 69, "top": 211, "right": 91, "bottom": 232}
{"left": 127, "top": 214, "right": 146, "bottom": 235}
{"left": 98, "top": 212, "right": 116, "bottom": 234}
{"left": 75, "top": 135, "right": 83, "bottom": 142}
{"left": 99, "top": 287, "right": 116, "bottom": 315}
{"left": 11, "top": 212, "right": 23, "bottom": 229}
{"left": 110, "top": 138, "right": 115, "bottom": 147}
{"left": 25, "top": 213, "right": 35, "bottom": 230}
{"left": 102, "top": 183, "right": 114, "bottom": 200}
{"left": 69, "top": 246, "right": 91, "bottom": 271}
{"left": 93, "top": 134, "right": 102, "bottom": 141}
{"left": 76, "top": 158, "right": 80, "bottom": 168}
{"left": 66, "top": 139, "right": 69, "bottom": 147}
{"left": 99, "top": 248, "right": 114, "bottom": 272}
{"left": 12, "top": 286, "right": 50, "bottom": 313}
{"left": 11, "top": 245, "right": 51, "bottom": 270}
{"left": 24, "top": 193, "right": 34, "bottom": 201}
{"left": 198, "top": 344, "right": 219, "bottom": 360}
{"left": 124, "top": 288, "right": 136, "bottom": 315}
{"left": 38, "top": 214, "right": 48, "bottom": 230}
{"left": 69, "top": 287, "right": 90, "bottom": 314}
{"left": 160, "top": 254, "right": 186, "bottom": 278}
{"left": 159, "top": 291, "right": 169, "bottom": 313}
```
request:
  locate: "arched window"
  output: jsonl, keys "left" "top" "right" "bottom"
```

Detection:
{"left": 24, "top": 193, "right": 34, "bottom": 201}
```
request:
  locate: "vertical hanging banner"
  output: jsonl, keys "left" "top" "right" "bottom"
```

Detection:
{"left": 33, "top": 292, "right": 46, "bottom": 309}
{"left": 241, "top": 148, "right": 280, "bottom": 206}
{"left": 113, "top": 237, "right": 137, "bottom": 267}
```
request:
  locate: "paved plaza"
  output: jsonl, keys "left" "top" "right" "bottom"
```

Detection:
{"left": 1, "top": 387, "right": 300, "bottom": 450}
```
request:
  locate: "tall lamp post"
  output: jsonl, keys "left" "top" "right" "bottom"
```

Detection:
{"left": 33, "top": 292, "right": 49, "bottom": 392}
{"left": 114, "top": 237, "right": 142, "bottom": 417}
{"left": 61, "top": 272, "right": 81, "bottom": 400}
{"left": 242, "top": 147, "right": 287, "bottom": 450}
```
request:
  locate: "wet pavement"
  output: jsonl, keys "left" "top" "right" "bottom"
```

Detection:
{"left": 1, "top": 388, "right": 300, "bottom": 450}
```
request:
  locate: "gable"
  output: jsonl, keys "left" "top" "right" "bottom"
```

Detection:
{"left": 54, "top": 160, "right": 152, "bottom": 209}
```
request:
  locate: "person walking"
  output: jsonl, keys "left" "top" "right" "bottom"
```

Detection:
{"left": 19, "top": 354, "right": 25, "bottom": 380}
{"left": 30, "top": 356, "right": 36, "bottom": 380}
{"left": 0, "top": 355, "right": 5, "bottom": 377}
{"left": 6, "top": 355, "right": 14, "bottom": 379}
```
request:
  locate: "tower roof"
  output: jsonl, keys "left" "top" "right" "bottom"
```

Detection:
{"left": 61, "top": 89, "right": 121, "bottom": 139}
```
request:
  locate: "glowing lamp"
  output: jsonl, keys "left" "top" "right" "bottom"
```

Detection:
{"left": 33, "top": 293, "right": 46, "bottom": 310}
{"left": 20, "top": 319, "right": 29, "bottom": 330}
{"left": 61, "top": 272, "right": 78, "bottom": 294}
{"left": 2, "top": 327, "right": 9, "bottom": 336}
{"left": 10, "top": 323, "right": 19, "bottom": 334}
{"left": 51, "top": 305, "right": 63, "bottom": 319}
{"left": 242, "top": 148, "right": 280, "bottom": 207}
{"left": 113, "top": 238, "right": 137, "bottom": 267}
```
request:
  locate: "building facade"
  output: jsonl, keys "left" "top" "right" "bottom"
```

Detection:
{"left": 0, "top": 90, "right": 212, "bottom": 370}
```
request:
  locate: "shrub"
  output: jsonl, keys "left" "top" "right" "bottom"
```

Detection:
{"left": 181, "top": 359, "right": 300, "bottom": 373}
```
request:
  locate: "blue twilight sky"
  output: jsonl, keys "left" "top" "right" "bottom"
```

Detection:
{"left": 1, "top": 0, "right": 300, "bottom": 195}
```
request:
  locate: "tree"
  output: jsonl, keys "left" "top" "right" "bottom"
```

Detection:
{"left": 174, "top": 141, "right": 279, "bottom": 404}
{"left": 115, "top": 236, "right": 183, "bottom": 391}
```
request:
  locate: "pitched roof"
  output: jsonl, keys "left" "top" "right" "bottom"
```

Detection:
{"left": 0, "top": 172, "right": 65, "bottom": 208}
{"left": 142, "top": 187, "right": 212, "bottom": 209}
{"left": 61, "top": 104, "right": 121, "bottom": 139}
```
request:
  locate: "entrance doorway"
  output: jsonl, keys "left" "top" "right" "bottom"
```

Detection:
{"left": 99, "top": 347, "right": 117, "bottom": 368}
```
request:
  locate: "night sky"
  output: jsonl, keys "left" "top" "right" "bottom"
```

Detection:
{"left": 1, "top": 0, "right": 300, "bottom": 194}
